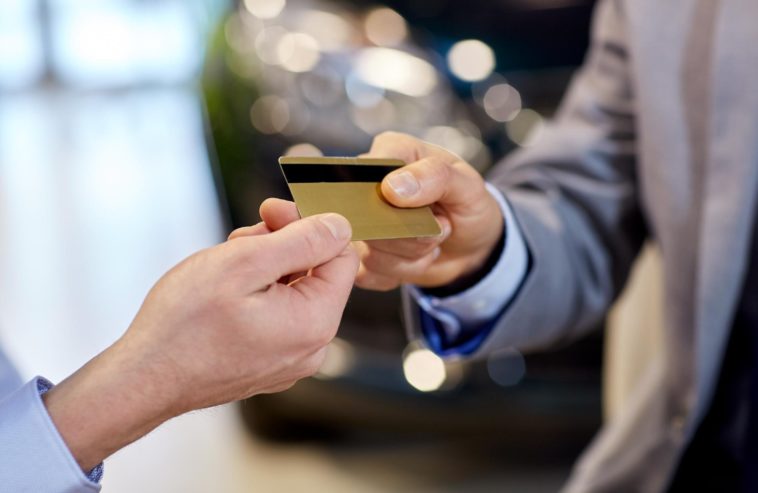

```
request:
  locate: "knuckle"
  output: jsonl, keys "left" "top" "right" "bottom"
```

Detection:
{"left": 295, "top": 356, "right": 321, "bottom": 380}
{"left": 297, "top": 367, "right": 316, "bottom": 381}
{"left": 297, "top": 306, "right": 337, "bottom": 348}
{"left": 306, "top": 353, "right": 327, "bottom": 376}
{"left": 343, "top": 245, "right": 360, "bottom": 266}
{"left": 451, "top": 159, "right": 485, "bottom": 201}
{"left": 372, "top": 131, "right": 420, "bottom": 158}
{"left": 271, "top": 380, "right": 297, "bottom": 393}
{"left": 356, "top": 272, "right": 399, "bottom": 292}
{"left": 225, "top": 238, "right": 264, "bottom": 272}
{"left": 319, "top": 328, "right": 338, "bottom": 348}
{"left": 294, "top": 364, "right": 314, "bottom": 381}
{"left": 375, "top": 130, "right": 404, "bottom": 143}
{"left": 300, "top": 222, "right": 330, "bottom": 259}
{"left": 425, "top": 156, "right": 451, "bottom": 182}
{"left": 412, "top": 237, "right": 441, "bottom": 254}
{"left": 240, "top": 238, "right": 279, "bottom": 277}
{"left": 451, "top": 158, "right": 479, "bottom": 178}
{"left": 314, "top": 318, "right": 339, "bottom": 347}
{"left": 236, "top": 235, "right": 264, "bottom": 260}
{"left": 354, "top": 273, "right": 373, "bottom": 290}
{"left": 374, "top": 281, "right": 400, "bottom": 292}
{"left": 302, "top": 229, "right": 321, "bottom": 256}
{"left": 370, "top": 238, "right": 437, "bottom": 259}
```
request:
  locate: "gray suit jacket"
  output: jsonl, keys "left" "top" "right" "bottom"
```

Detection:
{"left": 405, "top": 0, "right": 758, "bottom": 490}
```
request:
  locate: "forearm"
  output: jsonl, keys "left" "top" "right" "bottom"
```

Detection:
{"left": 42, "top": 337, "right": 180, "bottom": 472}
{"left": 40, "top": 210, "right": 355, "bottom": 474}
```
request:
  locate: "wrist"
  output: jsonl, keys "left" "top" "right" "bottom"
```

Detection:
{"left": 43, "top": 337, "right": 179, "bottom": 471}
{"left": 417, "top": 188, "right": 505, "bottom": 294}
{"left": 423, "top": 224, "right": 505, "bottom": 298}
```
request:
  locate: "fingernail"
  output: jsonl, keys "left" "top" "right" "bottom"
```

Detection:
{"left": 319, "top": 214, "right": 352, "bottom": 241}
{"left": 387, "top": 171, "right": 420, "bottom": 198}
{"left": 432, "top": 247, "right": 441, "bottom": 260}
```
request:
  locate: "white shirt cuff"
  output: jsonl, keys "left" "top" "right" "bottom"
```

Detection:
{"left": 408, "top": 182, "right": 529, "bottom": 339}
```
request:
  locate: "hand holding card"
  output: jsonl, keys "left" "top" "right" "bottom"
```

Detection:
{"left": 351, "top": 132, "right": 504, "bottom": 291}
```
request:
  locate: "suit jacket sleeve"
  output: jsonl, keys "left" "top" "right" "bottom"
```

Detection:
{"left": 404, "top": 0, "right": 646, "bottom": 355}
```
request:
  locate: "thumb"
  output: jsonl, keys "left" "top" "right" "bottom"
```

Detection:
{"left": 290, "top": 245, "right": 359, "bottom": 305}
{"left": 381, "top": 156, "right": 484, "bottom": 210}
{"left": 244, "top": 213, "right": 352, "bottom": 285}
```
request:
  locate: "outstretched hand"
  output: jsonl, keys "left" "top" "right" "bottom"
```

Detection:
{"left": 43, "top": 208, "right": 358, "bottom": 471}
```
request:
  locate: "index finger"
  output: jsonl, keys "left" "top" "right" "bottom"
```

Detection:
{"left": 363, "top": 131, "right": 458, "bottom": 164}
{"left": 259, "top": 198, "right": 300, "bottom": 231}
{"left": 361, "top": 131, "right": 425, "bottom": 164}
{"left": 234, "top": 213, "right": 352, "bottom": 287}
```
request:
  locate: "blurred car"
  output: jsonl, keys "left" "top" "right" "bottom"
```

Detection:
{"left": 202, "top": 0, "right": 602, "bottom": 458}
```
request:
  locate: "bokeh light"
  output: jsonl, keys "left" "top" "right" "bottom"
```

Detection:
{"left": 243, "top": 0, "right": 286, "bottom": 20}
{"left": 422, "top": 124, "right": 488, "bottom": 167}
{"left": 483, "top": 83, "right": 522, "bottom": 122}
{"left": 364, "top": 8, "right": 408, "bottom": 47}
{"left": 487, "top": 349, "right": 526, "bottom": 387}
{"left": 423, "top": 125, "right": 467, "bottom": 158}
{"left": 284, "top": 142, "right": 323, "bottom": 157}
{"left": 447, "top": 39, "right": 496, "bottom": 82}
{"left": 354, "top": 47, "right": 437, "bottom": 97}
{"left": 224, "top": 14, "right": 255, "bottom": 55}
{"left": 315, "top": 338, "right": 355, "bottom": 379}
{"left": 280, "top": 103, "right": 310, "bottom": 136}
{"left": 403, "top": 348, "right": 447, "bottom": 392}
{"left": 255, "top": 25, "right": 290, "bottom": 65}
{"left": 299, "top": 69, "right": 344, "bottom": 107}
{"left": 250, "top": 95, "right": 290, "bottom": 134}
{"left": 506, "top": 108, "right": 545, "bottom": 147}
{"left": 277, "top": 32, "right": 320, "bottom": 73}
{"left": 345, "top": 72, "right": 386, "bottom": 107}
{"left": 293, "top": 9, "right": 354, "bottom": 52}
{"left": 351, "top": 98, "right": 397, "bottom": 134}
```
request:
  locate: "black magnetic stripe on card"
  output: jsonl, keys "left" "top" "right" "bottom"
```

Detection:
{"left": 281, "top": 164, "right": 402, "bottom": 183}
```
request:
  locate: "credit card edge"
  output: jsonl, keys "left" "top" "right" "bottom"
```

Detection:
{"left": 279, "top": 156, "right": 406, "bottom": 167}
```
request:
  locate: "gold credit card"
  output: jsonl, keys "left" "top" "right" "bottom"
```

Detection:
{"left": 278, "top": 156, "right": 441, "bottom": 241}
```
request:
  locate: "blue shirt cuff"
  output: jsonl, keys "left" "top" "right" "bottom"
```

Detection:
{"left": 419, "top": 306, "right": 505, "bottom": 357}
{"left": 36, "top": 379, "right": 104, "bottom": 483}
{"left": 0, "top": 377, "right": 102, "bottom": 492}
{"left": 410, "top": 183, "right": 531, "bottom": 356}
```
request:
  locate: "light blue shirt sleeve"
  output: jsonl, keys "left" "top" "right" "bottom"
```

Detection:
{"left": 0, "top": 376, "right": 102, "bottom": 493}
{"left": 407, "top": 183, "right": 529, "bottom": 352}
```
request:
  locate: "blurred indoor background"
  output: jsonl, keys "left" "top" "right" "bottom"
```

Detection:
{"left": 0, "top": 0, "right": 665, "bottom": 491}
